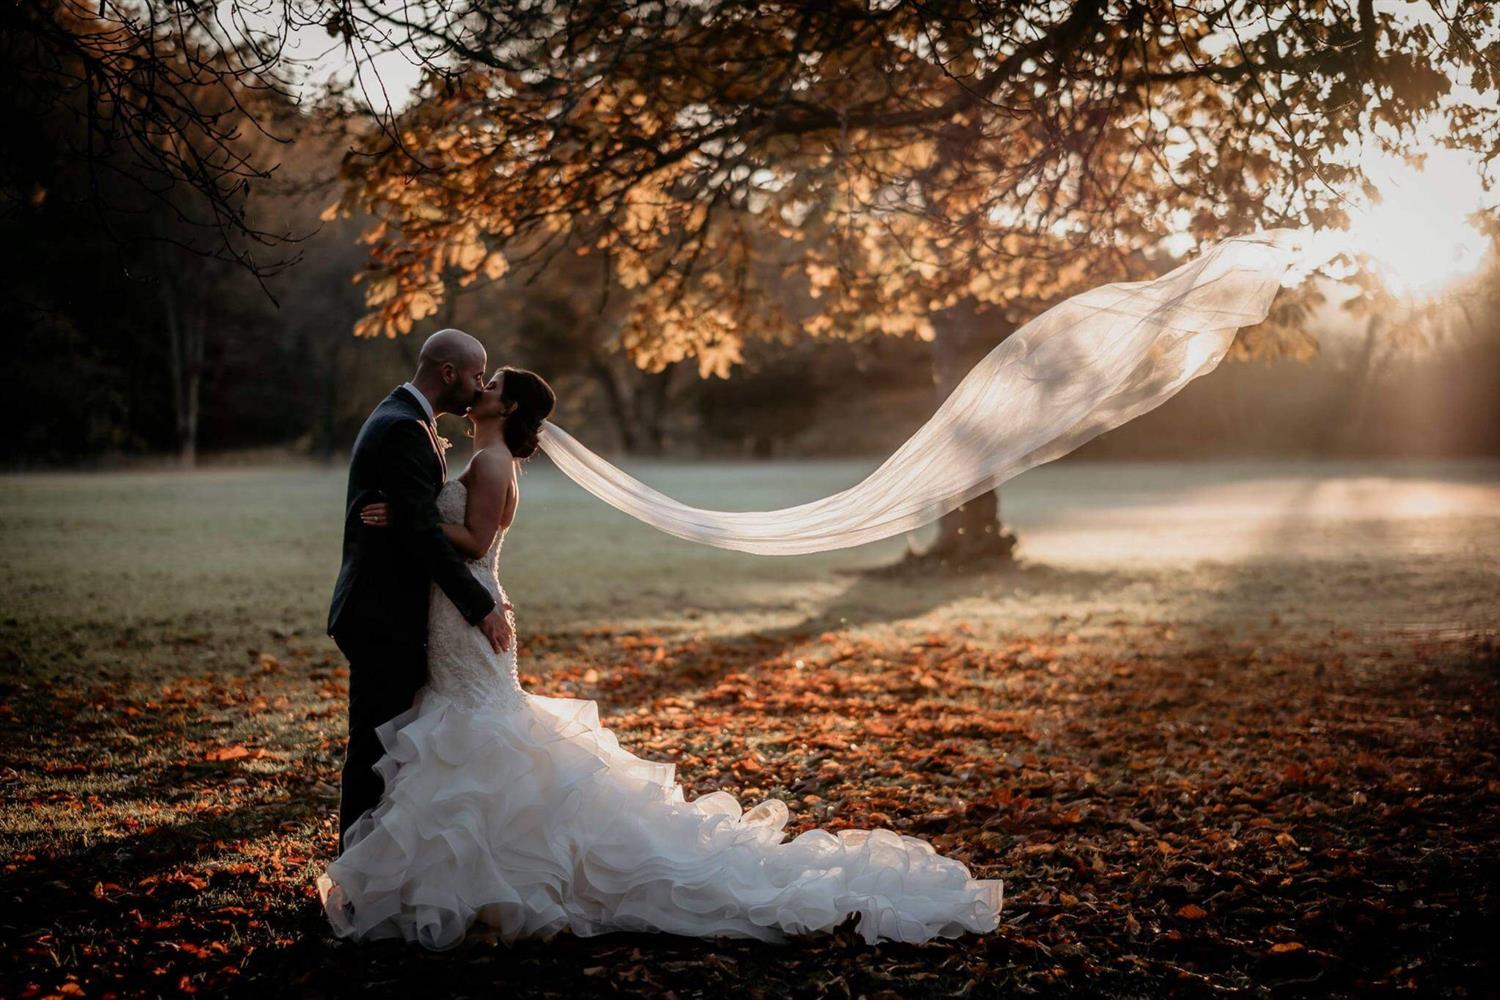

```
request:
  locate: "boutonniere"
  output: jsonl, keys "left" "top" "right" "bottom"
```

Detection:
{"left": 436, "top": 436, "right": 453, "bottom": 455}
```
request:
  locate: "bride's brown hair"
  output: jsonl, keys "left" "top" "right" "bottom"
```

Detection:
{"left": 497, "top": 367, "right": 556, "bottom": 460}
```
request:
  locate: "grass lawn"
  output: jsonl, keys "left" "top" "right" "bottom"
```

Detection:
{"left": 1, "top": 457, "right": 1496, "bottom": 996}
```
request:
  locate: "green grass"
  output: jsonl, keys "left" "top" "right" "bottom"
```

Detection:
{"left": 3, "top": 458, "right": 1495, "bottom": 684}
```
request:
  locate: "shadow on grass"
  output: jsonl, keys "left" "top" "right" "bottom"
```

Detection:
{"left": 582, "top": 558, "right": 1127, "bottom": 715}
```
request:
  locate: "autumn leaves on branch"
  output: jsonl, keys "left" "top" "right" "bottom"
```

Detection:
{"left": 21, "top": 1, "right": 1499, "bottom": 374}
{"left": 327, "top": 2, "right": 1497, "bottom": 374}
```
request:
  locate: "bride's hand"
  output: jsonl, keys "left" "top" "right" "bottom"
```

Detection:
{"left": 360, "top": 502, "right": 390, "bottom": 527}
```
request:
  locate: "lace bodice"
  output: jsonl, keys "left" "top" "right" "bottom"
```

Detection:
{"left": 426, "top": 479, "right": 524, "bottom": 711}
{"left": 435, "top": 477, "right": 507, "bottom": 571}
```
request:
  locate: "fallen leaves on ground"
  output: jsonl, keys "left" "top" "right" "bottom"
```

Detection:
{"left": 1, "top": 624, "right": 1495, "bottom": 997}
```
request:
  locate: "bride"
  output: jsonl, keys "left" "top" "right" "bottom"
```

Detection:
{"left": 316, "top": 367, "right": 1005, "bottom": 950}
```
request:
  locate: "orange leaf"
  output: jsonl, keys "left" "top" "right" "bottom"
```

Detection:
{"left": 1176, "top": 903, "right": 1208, "bottom": 920}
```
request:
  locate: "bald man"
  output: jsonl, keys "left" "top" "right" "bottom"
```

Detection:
{"left": 327, "top": 329, "right": 512, "bottom": 852}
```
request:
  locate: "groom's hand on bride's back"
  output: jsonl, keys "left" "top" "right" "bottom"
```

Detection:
{"left": 479, "top": 607, "right": 513, "bottom": 654}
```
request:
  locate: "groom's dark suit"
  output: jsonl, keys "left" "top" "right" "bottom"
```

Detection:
{"left": 328, "top": 385, "right": 496, "bottom": 851}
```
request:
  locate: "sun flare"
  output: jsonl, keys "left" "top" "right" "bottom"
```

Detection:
{"left": 1337, "top": 145, "right": 1491, "bottom": 298}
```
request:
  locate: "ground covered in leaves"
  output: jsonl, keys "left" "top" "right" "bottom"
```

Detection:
{"left": 2, "top": 462, "right": 1496, "bottom": 997}
{"left": 3, "top": 618, "right": 1495, "bottom": 998}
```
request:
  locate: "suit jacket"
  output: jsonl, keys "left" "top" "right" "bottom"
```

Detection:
{"left": 327, "top": 386, "right": 496, "bottom": 647}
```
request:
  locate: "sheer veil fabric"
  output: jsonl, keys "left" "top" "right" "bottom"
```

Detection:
{"left": 536, "top": 229, "right": 1309, "bottom": 555}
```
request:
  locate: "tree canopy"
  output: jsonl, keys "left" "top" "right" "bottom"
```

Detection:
{"left": 323, "top": 0, "right": 1500, "bottom": 374}
{"left": 16, "top": 1, "right": 1498, "bottom": 376}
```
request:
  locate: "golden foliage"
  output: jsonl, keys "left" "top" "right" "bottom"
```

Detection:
{"left": 332, "top": 2, "right": 1498, "bottom": 370}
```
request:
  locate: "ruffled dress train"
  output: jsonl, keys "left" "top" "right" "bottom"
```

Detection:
{"left": 316, "top": 481, "right": 1002, "bottom": 950}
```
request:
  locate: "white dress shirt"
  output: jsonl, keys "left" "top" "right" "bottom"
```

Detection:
{"left": 401, "top": 382, "right": 437, "bottom": 424}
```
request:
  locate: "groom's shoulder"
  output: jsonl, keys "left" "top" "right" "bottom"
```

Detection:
{"left": 354, "top": 392, "right": 426, "bottom": 446}
{"left": 368, "top": 388, "right": 423, "bottom": 425}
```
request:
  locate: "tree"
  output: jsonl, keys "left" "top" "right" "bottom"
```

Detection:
{"left": 495, "top": 259, "right": 689, "bottom": 455}
{"left": 4, "top": 0, "right": 306, "bottom": 464}
{"left": 14, "top": 2, "right": 1498, "bottom": 527}
{"left": 3, "top": 0, "right": 303, "bottom": 272}
{"left": 1, "top": 2, "right": 379, "bottom": 464}
{"left": 324, "top": 0, "right": 1498, "bottom": 562}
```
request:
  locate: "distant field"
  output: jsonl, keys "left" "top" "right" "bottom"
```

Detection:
{"left": 1, "top": 457, "right": 1496, "bottom": 682}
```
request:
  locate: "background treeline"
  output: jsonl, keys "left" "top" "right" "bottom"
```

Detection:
{"left": 4, "top": 64, "right": 1497, "bottom": 467}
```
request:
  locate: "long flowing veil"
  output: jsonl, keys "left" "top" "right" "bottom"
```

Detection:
{"left": 535, "top": 229, "right": 1309, "bottom": 556}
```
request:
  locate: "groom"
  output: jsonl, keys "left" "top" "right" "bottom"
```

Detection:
{"left": 328, "top": 328, "right": 513, "bottom": 853}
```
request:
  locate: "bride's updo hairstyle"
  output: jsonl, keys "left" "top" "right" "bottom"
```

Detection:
{"left": 498, "top": 367, "right": 556, "bottom": 460}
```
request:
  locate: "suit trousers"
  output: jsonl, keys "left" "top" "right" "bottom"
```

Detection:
{"left": 333, "top": 631, "right": 427, "bottom": 854}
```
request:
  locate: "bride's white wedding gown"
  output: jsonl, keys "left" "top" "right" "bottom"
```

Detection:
{"left": 317, "top": 479, "right": 1003, "bottom": 950}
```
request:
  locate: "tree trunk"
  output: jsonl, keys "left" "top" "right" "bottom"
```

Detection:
{"left": 159, "top": 271, "right": 203, "bottom": 467}
{"left": 906, "top": 302, "right": 1018, "bottom": 567}
{"left": 587, "top": 354, "right": 680, "bottom": 455}
{"left": 926, "top": 489, "right": 1017, "bottom": 563}
{"left": 1319, "top": 312, "right": 1385, "bottom": 455}
{"left": 317, "top": 334, "right": 342, "bottom": 461}
{"left": 183, "top": 322, "right": 202, "bottom": 466}
{"left": 587, "top": 357, "right": 641, "bottom": 452}
{"left": 637, "top": 366, "right": 676, "bottom": 455}
{"left": 1342, "top": 312, "right": 1388, "bottom": 454}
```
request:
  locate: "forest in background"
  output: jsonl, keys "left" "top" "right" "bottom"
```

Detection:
{"left": 8, "top": 97, "right": 1497, "bottom": 471}
{"left": 5, "top": 2, "right": 1499, "bottom": 470}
